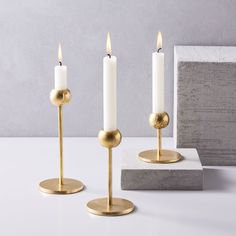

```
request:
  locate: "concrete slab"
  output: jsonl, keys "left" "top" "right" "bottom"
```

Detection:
{"left": 174, "top": 46, "right": 236, "bottom": 165}
{"left": 121, "top": 148, "right": 203, "bottom": 190}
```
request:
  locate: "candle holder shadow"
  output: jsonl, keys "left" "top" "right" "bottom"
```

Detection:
{"left": 39, "top": 89, "right": 84, "bottom": 194}
{"left": 139, "top": 112, "right": 182, "bottom": 163}
{"left": 87, "top": 129, "right": 134, "bottom": 216}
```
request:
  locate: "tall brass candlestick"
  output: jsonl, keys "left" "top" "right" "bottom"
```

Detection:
{"left": 39, "top": 89, "right": 84, "bottom": 194}
{"left": 87, "top": 129, "right": 134, "bottom": 216}
{"left": 139, "top": 112, "right": 182, "bottom": 163}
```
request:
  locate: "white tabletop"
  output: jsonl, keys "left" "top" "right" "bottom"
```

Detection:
{"left": 0, "top": 137, "right": 236, "bottom": 236}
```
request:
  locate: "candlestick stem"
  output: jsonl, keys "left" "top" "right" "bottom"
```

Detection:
{"left": 139, "top": 112, "right": 182, "bottom": 164}
{"left": 157, "top": 128, "right": 161, "bottom": 161}
{"left": 58, "top": 105, "right": 64, "bottom": 186}
{"left": 108, "top": 148, "right": 112, "bottom": 207}
{"left": 87, "top": 129, "right": 134, "bottom": 216}
{"left": 39, "top": 89, "right": 84, "bottom": 194}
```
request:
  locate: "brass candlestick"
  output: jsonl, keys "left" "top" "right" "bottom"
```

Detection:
{"left": 139, "top": 112, "right": 182, "bottom": 163}
{"left": 87, "top": 129, "right": 134, "bottom": 216}
{"left": 39, "top": 89, "right": 84, "bottom": 194}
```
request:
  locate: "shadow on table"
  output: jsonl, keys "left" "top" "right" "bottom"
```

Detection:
{"left": 203, "top": 167, "right": 236, "bottom": 192}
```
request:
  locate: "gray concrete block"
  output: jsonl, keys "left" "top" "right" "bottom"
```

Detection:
{"left": 174, "top": 46, "right": 236, "bottom": 165}
{"left": 121, "top": 148, "right": 203, "bottom": 190}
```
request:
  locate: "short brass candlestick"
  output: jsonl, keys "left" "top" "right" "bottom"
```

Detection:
{"left": 139, "top": 112, "right": 182, "bottom": 163}
{"left": 87, "top": 129, "right": 134, "bottom": 216}
{"left": 39, "top": 89, "right": 84, "bottom": 194}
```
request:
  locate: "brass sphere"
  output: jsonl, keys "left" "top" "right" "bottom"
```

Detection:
{"left": 149, "top": 112, "right": 169, "bottom": 129}
{"left": 98, "top": 129, "right": 122, "bottom": 148}
{"left": 50, "top": 89, "right": 71, "bottom": 106}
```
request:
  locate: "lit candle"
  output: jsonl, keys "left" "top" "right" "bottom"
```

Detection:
{"left": 152, "top": 32, "right": 164, "bottom": 113}
{"left": 103, "top": 32, "right": 117, "bottom": 131}
{"left": 54, "top": 43, "right": 67, "bottom": 90}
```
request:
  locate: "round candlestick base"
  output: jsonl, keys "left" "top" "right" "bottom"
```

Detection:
{"left": 39, "top": 178, "right": 84, "bottom": 194}
{"left": 139, "top": 149, "right": 182, "bottom": 164}
{"left": 87, "top": 197, "right": 134, "bottom": 216}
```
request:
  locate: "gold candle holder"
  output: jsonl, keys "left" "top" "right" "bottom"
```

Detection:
{"left": 87, "top": 129, "right": 134, "bottom": 216}
{"left": 139, "top": 112, "right": 182, "bottom": 163}
{"left": 39, "top": 89, "right": 84, "bottom": 194}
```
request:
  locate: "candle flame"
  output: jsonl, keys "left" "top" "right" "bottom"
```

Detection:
{"left": 106, "top": 32, "right": 112, "bottom": 56}
{"left": 58, "top": 43, "right": 62, "bottom": 65}
{"left": 156, "top": 32, "right": 162, "bottom": 51}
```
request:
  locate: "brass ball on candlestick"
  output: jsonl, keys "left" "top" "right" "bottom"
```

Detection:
{"left": 39, "top": 87, "right": 84, "bottom": 195}
{"left": 50, "top": 89, "right": 71, "bottom": 106}
{"left": 139, "top": 111, "right": 182, "bottom": 164}
{"left": 98, "top": 129, "right": 122, "bottom": 149}
{"left": 87, "top": 128, "right": 134, "bottom": 216}
{"left": 149, "top": 112, "right": 169, "bottom": 129}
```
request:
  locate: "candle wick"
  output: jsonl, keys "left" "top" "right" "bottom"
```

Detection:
{"left": 59, "top": 61, "right": 62, "bottom": 66}
{"left": 157, "top": 48, "right": 162, "bottom": 53}
{"left": 107, "top": 54, "right": 111, "bottom": 58}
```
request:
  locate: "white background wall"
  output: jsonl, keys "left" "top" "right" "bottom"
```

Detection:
{"left": 0, "top": 0, "right": 235, "bottom": 136}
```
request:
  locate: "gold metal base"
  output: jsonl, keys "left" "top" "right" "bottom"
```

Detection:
{"left": 87, "top": 198, "right": 134, "bottom": 216}
{"left": 39, "top": 178, "right": 84, "bottom": 194}
{"left": 139, "top": 149, "right": 182, "bottom": 163}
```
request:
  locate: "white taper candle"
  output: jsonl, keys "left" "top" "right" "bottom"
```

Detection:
{"left": 103, "top": 33, "right": 117, "bottom": 131}
{"left": 54, "top": 43, "right": 67, "bottom": 90}
{"left": 152, "top": 32, "right": 164, "bottom": 113}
